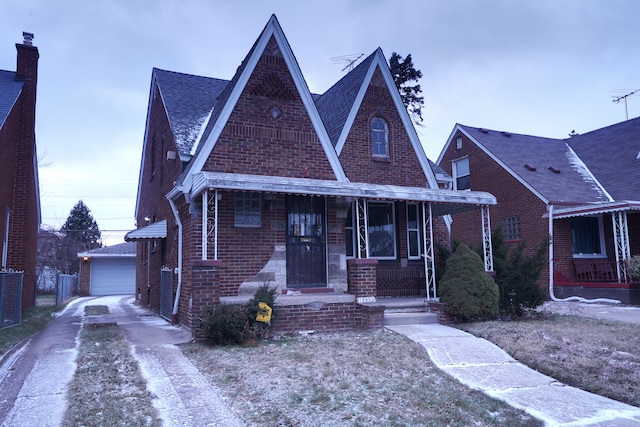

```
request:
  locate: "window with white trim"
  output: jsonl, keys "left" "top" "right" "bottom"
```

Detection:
{"left": 371, "top": 117, "right": 389, "bottom": 157}
{"left": 367, "top": 201, "right": 396, "bottom": 259}
{"left": 235, "top": 192, "right": 261, "bottom": 227}
{"left": 452, "top": 157, "right": 470, "bottom": 190}
{"left": 502, "top": 216, "right": 521, "bottom": 240}
{"left": 571, "top": 216, "right": 605, "bottom": 257}
{"left": 406, "top": 203, "right": 421, "bottom": 259}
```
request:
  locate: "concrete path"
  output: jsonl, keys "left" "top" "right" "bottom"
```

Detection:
{"left": 103, "top": 295, "right": 244, "bottom": 427}
{"left": 387, "top": 322, "right": 640, "bottom": 426}
{"left": 0, "top": 296, "right": 243, "bottom": 427}
{"left": 0, "top": 297, "right": 85, "bottom": 427}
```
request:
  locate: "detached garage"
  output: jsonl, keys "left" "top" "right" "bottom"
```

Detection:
{"left": 78, "top": 242, "right": 136, "bottom": 296}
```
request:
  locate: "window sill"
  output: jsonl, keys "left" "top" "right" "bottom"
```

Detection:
{"left": 372, "top": 156, "right": 391, "bottom": 163}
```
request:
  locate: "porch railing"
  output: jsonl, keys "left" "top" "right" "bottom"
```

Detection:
{"left": 561, "top": 259, "right": 632, "bottom": 284}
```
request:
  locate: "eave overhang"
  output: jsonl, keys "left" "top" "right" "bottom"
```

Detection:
{"left": 124, "top": 219, "right": 168, "bottom": 241}
{"left": 547, "top": 201, "right": 640, "bottom": 219}
{"left": 179, "top": 171, "right": 495, "bottom": 216}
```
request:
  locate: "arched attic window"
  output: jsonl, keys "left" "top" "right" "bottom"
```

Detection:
{"left": 371, "top": 117, "right": 389, "bottom": 158}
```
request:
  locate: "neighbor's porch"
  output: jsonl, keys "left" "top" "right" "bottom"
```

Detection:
{"left": 550, "top": 203, "right": 640, "bottom": 304}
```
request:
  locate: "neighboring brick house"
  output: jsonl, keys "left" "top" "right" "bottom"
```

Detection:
{"left": 0, "top": 32, "right": 40, "bottom": 311}
{"left": 127, "top": 15, "right": 496, "bottom": 334}
{"left": 437, "top": 117, "right": 640, "bottom": 304}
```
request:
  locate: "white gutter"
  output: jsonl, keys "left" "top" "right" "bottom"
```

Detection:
{"left": 548, "top": 204, "right": 620, "bottom": 304}
{"left": 168, "top": 195, "right": 183, "bottom": 317}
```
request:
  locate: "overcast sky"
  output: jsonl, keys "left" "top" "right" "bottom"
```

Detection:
{"left": 2, "top": 0, "right": 639, "bottom": 246}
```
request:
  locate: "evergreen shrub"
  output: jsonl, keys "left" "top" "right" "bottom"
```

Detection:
{"left": 439, "top": 243, "right": 499, "bottom": 321}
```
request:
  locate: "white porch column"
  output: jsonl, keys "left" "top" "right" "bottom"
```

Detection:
{"left": 355, "top": 198, "right": 368, "bottom": 259}
{"left": 204, "top": 189, "right": 219, "bottom": 261}
{"left": 481, "top": 205, "right": 494, "bottom": 272}
{"left": 201, "top": 190, "right": 208, "bottom": 260}
{"left": 612, "top": 211, "right": 630, "bottom": 283}
{"left": 422, "top": 202, "right": 436, "bottom": 300}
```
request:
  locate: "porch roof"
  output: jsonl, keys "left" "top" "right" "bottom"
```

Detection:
{"left": 549, "top": 201, "right": 640, "bottom": 219}
{"left": 186, "top": 171, "right": 496, "bottom": 216}
{"left": 124, "top": 220, "right": 167, "bottom": 241}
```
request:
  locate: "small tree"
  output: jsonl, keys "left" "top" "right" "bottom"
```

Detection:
{"left": 439, "top": 243, "right": 499, "bottom": 321}
{"left": 491, "top": 230, "right": 548, "bottom": 316}
{"left": 389, "top": 52, "right": 424, "bottom": 126}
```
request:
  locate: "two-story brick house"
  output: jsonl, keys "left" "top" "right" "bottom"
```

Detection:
{"left": 0, "top": 32, "right": 40, "bottom": 311}
{"left": 438, "top": 118, "right": 640, "bottom": 304}
{"left": 127, "top": 16, "right": 496, "bottom": 334}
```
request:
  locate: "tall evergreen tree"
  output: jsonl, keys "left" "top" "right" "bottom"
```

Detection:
{"left": 389, "top": 52, "right": 424, "bottom": 126}
{"left": 61, "top": 200, "right": 102, "bottom": 250}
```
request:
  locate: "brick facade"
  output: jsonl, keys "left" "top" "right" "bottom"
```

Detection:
{"left": 0, "top": 37, "right": 40, "bottom": 311}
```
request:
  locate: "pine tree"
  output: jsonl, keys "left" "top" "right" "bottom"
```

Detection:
{"left": 389, "top": 52, "right": 424, "bottom": 126}
{"left": 61, "top": 200, "right": 102, "bottom": 250}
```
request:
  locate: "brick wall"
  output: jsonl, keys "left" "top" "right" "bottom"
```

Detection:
{"left": 339, "top": 68, "right": 430, "bottom": 188}
{"left": 204, "top": 37, "right": 336, "bottom": 181}
{"left": 78, "top": 257, "right": 91, "bottom": 296}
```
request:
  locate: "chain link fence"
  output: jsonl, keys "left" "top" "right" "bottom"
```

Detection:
{"left": 0, "top": 270, "right": 23, "bottom": 329}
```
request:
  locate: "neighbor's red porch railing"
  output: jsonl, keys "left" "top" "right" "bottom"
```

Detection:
{"left": 554, "top": 259, "right": 637, "bottom": 288}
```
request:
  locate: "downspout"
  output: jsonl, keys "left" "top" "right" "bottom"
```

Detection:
{"left": 548, "top": 204, "right": 620, "bottom": 304}
{"left": 168, "top": 196, "right": 183, "bottom": 319}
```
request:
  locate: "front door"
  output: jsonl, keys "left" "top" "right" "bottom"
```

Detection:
{"left": 286, "top": 195, "right": 326, "bottom": 288}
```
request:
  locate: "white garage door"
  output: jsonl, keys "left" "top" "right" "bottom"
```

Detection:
{"left": 91, "top": 258, "right": 136, "bottom": 296}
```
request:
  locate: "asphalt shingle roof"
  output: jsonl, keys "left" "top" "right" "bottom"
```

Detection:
{"left": 567, "top": 116, "right": 640, "bottom": 201}
{"left": 154, "top": 68, "right": 228, "bottom": 157}
{"left": 0, "top": 69, "right": 23, "bottom": 129}
{"left": 460, "top": 125, "right": 611, "bottom": 204}
{"left": 315, "top": 52, "right": 375, "bottom": 147}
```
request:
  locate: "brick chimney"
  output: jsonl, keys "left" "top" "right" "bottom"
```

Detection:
{"left": 11, "top": 32, "right": 40, "bottom": 311}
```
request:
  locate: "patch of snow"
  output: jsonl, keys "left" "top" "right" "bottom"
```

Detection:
{"left": 190, "top": 107, "right": 214, "bottom": 156}
{"left": 565, "top": 144, "right": 613, "bottom": 201}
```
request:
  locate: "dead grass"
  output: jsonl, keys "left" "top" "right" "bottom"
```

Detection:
{"left": 459, "top": 313, "right": 640, "bottom": 407}
{"left": 62, "top": 323, "right": 162, "bottom": 427}
{"left": 181, "top": 328, "right": 541, "bottom": 427}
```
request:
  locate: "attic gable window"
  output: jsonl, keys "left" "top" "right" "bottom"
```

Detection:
{"left": 371, "top": 117, "right": 389, "bottom": 158}
{"left": 452, "top": 157, "right": 470, "bottom": 190}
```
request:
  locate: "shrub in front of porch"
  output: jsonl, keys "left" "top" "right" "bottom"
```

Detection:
{"left": 439, "top": 243, "right": 499, "bottom": 321}
{"left": 629, "top": 255, "right": 640, "bottom": 280}
{"left": 199, "top": 284, "right": 278, "bottom": 346}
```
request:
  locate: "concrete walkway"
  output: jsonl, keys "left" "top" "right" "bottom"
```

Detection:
{"left": 388, "top": 310, "right": 640, "bottom": 426}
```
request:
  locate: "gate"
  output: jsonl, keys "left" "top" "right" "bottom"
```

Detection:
{"left": 56, "top": 274, "right": 77, "bottom": 305}
{"left": 0, "top": 270, "right": 23, "bottom": 329}
{"left": 160, "top": 267, "right": 173, "bottom": 321}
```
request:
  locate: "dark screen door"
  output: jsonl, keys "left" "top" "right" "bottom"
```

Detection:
{"left": 286, "top": 195, "right": 326, "bottom": 288}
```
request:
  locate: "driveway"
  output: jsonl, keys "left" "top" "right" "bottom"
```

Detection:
{"left": 0, "top": 296, "right": 242, "bottom": 427}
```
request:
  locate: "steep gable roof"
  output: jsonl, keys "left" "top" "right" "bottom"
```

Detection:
{"left": 567, "top": 116, "right": 640, "bottom": 201}
{"left": 315, "top": 52, "right": 375, "bottom": 147}
{"left": 448, "top": 124, "right": 611, "bottom": 204}
{"left": 153, "top": 68, "right": 228, "bottom": 159}
{"left": 180, "top": 14, "right": 347, "bottom": 190}
{"left": 0, "top": 69, "right": 23, "bottom": 129}
{"left": 318, "top": 48, "right": 438, "bottom": 189}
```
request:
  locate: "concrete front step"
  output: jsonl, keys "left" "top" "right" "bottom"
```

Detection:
{"left": 384, "top": 311, "right": 438, "bottom": 326}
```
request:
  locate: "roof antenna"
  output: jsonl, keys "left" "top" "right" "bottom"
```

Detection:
{"left": 331, "top": 54, "right": 364, "bottom": 72}
{"left": 611, "top": 89, "right": 639, "bottom": 120}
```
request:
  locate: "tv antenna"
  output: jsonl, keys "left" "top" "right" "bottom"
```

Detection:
{"left": 331, "top": 54, "right": 364, "bottom": 72}
{"left": 611, "top": 88, "right": 639, "bottom": 120}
